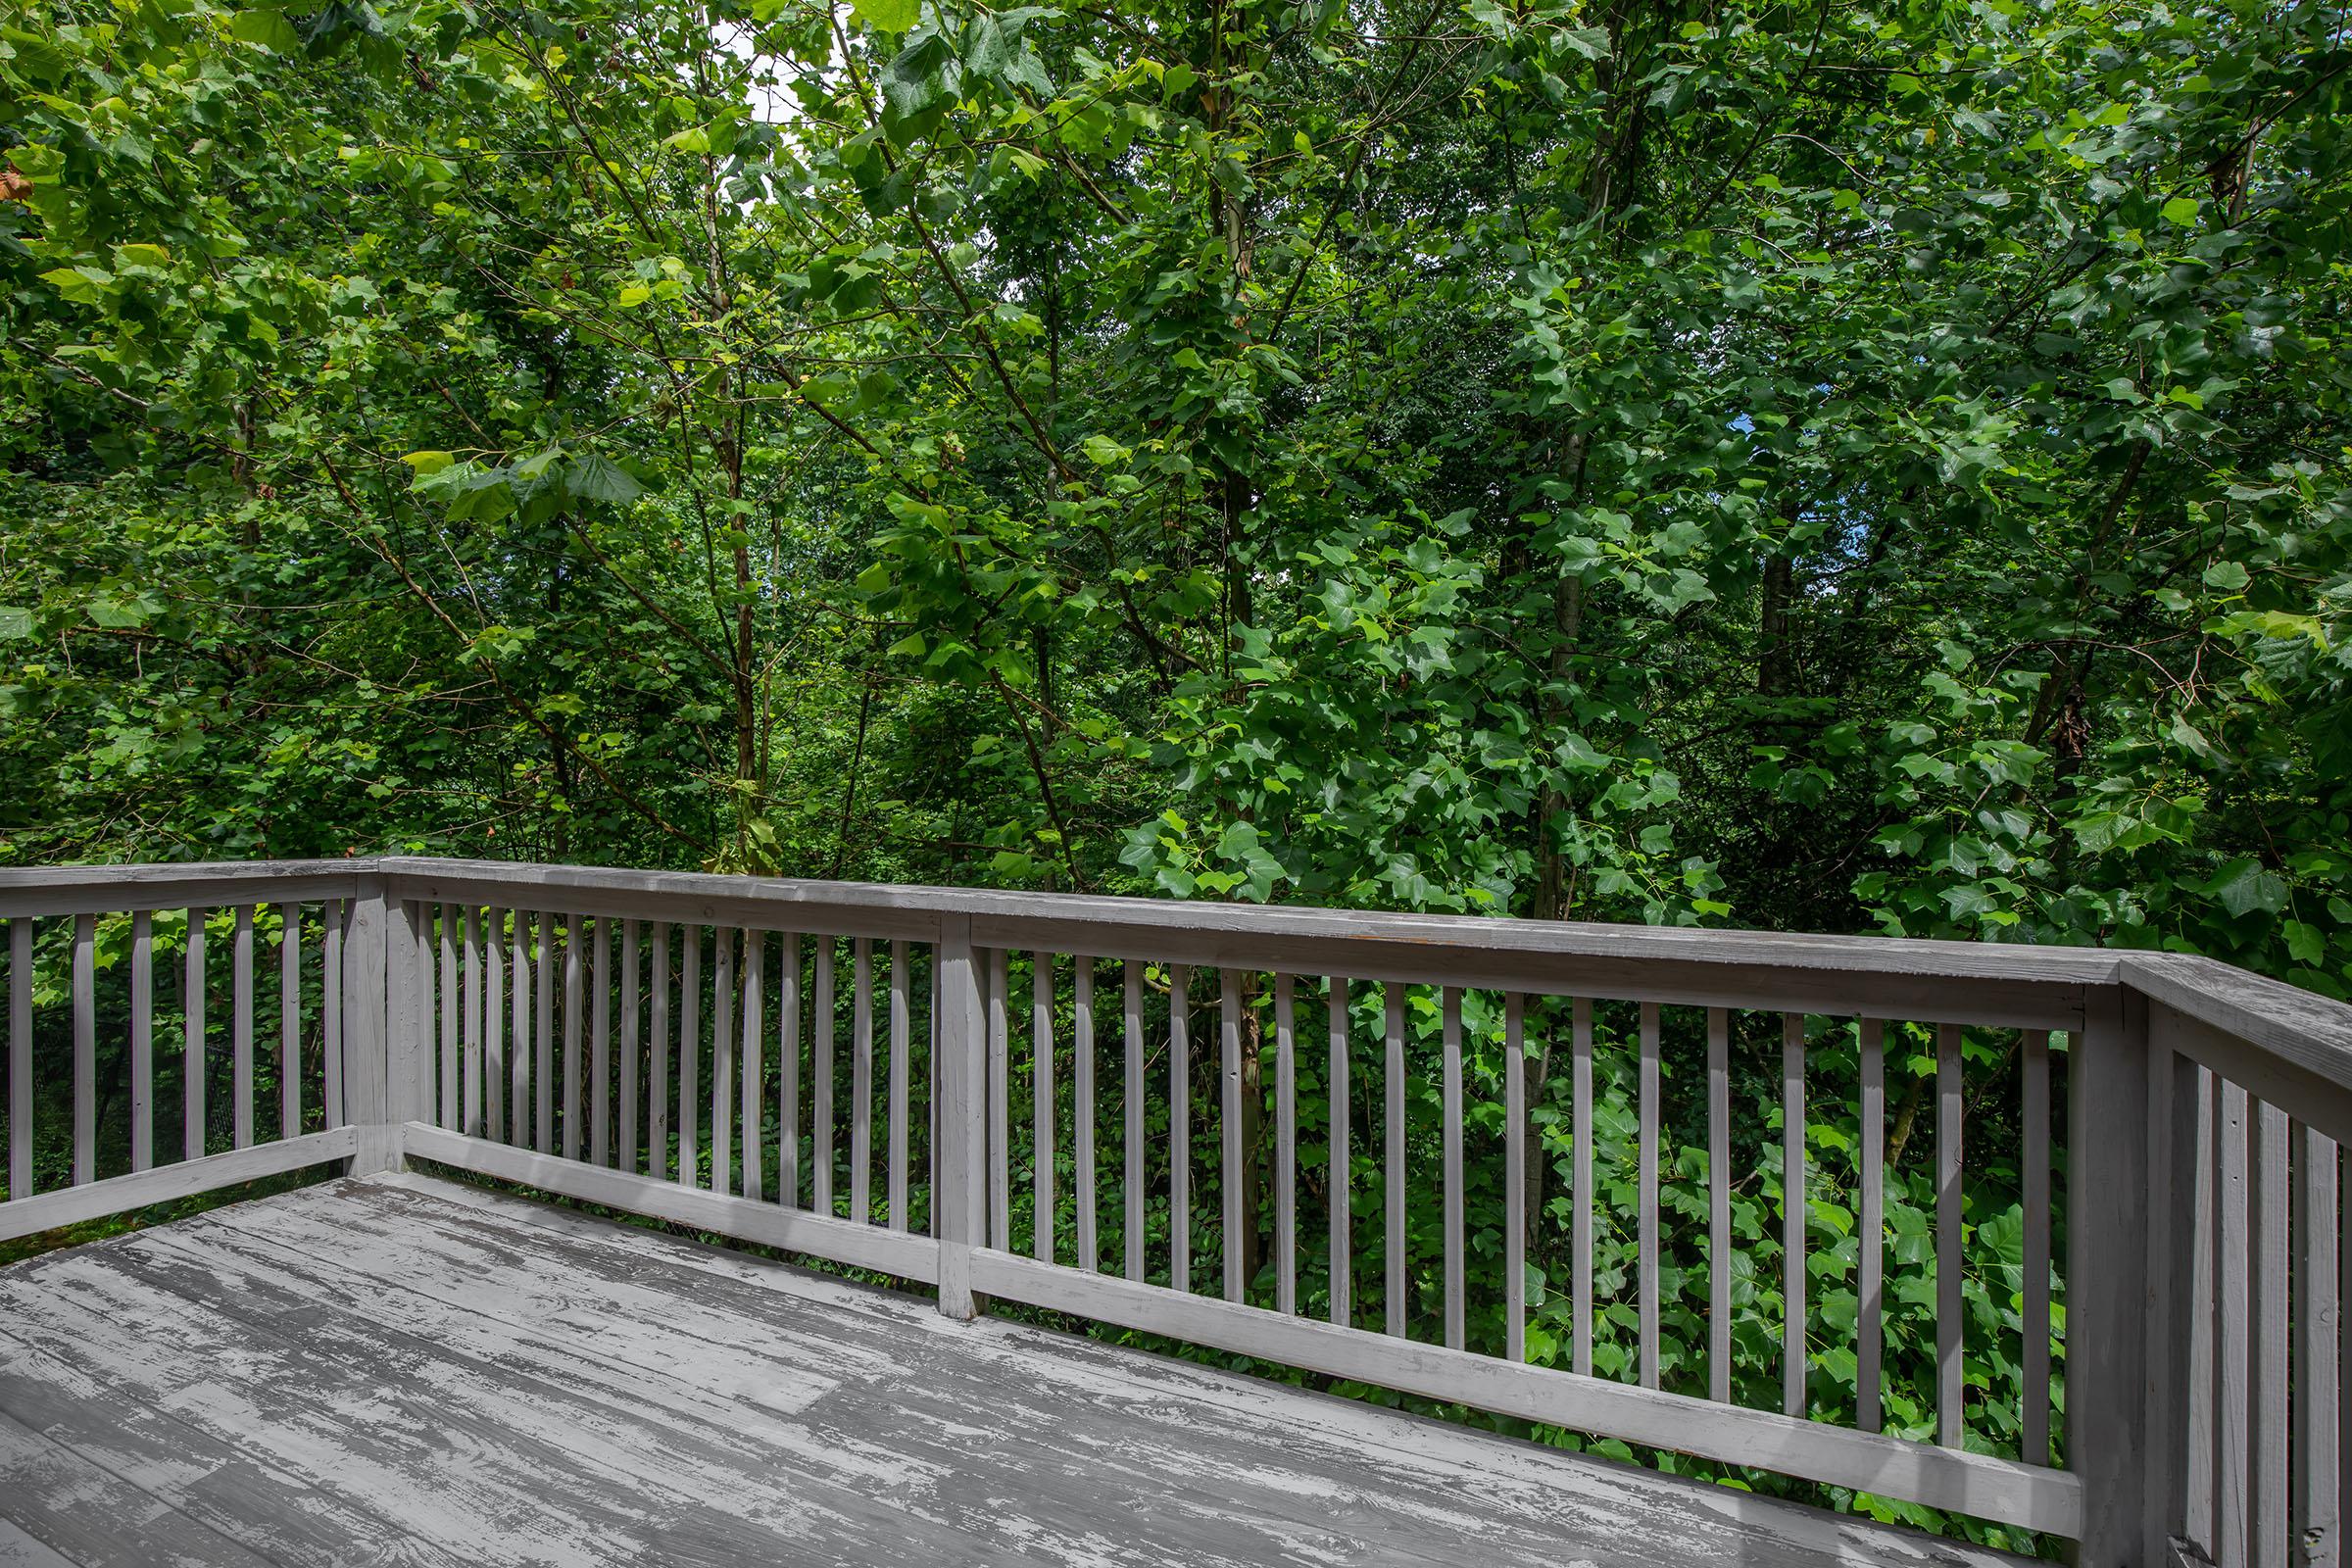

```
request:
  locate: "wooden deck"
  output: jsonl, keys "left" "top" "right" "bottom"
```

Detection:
{"left": 0, "top": 1175, "right": 2024, "bottom": 1568}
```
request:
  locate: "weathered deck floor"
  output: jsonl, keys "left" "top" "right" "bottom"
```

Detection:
{"left": 0, "top": 1174, "right": 2024, "bottom": 1568}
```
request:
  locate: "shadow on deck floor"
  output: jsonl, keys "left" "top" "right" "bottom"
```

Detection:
{"left": 0, "top": 1172, "right": 2028, "bottom": 1567}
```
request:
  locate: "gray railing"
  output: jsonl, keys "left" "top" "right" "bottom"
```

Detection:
{"left": 2, "top": 857, "right": 2346, "bottom": 1568}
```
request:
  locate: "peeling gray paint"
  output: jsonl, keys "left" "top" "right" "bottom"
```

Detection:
{"left": 0, "top": 1175, "right": 2030, "bottom": 1568}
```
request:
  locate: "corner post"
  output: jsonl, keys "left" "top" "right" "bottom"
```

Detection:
{"left": 352, "top": 886, "right": 427, "bottom": 1174}
{"left": 340, "top": 873, "right": 402, "bottom": 1175}
{"left": 2073, "top": 982, "right": 2154, "bottom": 1566}
{"left": 935, "top": 913, "right": 987, "bottom": 1319}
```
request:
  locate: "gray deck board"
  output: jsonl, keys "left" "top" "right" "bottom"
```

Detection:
{"left": 0, "top": 1175, "right": 2029, "bottom": 1567}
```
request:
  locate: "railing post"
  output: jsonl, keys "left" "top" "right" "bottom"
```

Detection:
{"left": 350, "top": 886, "right": 429, "bottom": 1174}
{"left": 935, "top": 913, "right": 986, "bottom": 1320}
{"left": 2073, "top": 982, "right": 2154, "bottom": 1566}
{"left": 340, "top": 874, "right": 401, "bottom": 1175}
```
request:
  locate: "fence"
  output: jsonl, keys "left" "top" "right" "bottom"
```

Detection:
{"left": 3, "top": 857, "right": 2346, "bottom": 1568}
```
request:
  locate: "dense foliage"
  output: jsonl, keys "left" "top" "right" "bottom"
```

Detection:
{"left": 4, "top": 0, "right": 2350, "bottom": 1549}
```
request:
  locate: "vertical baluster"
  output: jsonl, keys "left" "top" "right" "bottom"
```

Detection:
{"left": 484, "top": 909, "right": 504, "bottom": 1144}
{"left": 515, "top": 912, "right": 536, "bottom": 1149}
{"left": 983, "top": 945, "right": 1011, "bottom": 1250}
{"left": 1329, "top": 976, "right": 1350, "bottom": 1327}
{"left": 1124, "top": 959, "right": 1144, "bottom": 1283}
{"left": 564, "top": 915, "right": 585, "bottom": 1164}
{"left": 411, "top": 902, "right": 434, "bottom": 1123}
{"left": 2152, "top": 1036, "right": 2197, "bottom": 1560}
{"left": 463, "top": 907, "right": 482, "bottom": 1139}
{"left": 1278, "top": 974, "right": 1298, "bottom": 1315}
{"left": 280, "top": 903, "right": 304, "bottom": 1140}
{"left": 130, "top": 910, "right": 153, "bottom": 1172}
{"left": 232, "top": 906, "right": 254, "bottom": 1153}
{"left": 741, "top": 928, "right": 764, "bottom": 1202}
{"left": 678, "top": 928, "right": 701, "bottom": 1188}
{"left": 890, "top": 939, "right": 910, "bottom": 1232}
{"left": 513, "top": 912, "right": 533, "bottom": 1149}
{"left": 1936, "top": 1020, "right": 1964, "bottom": 1448}
{"left": 1572, "top": 995, "right": 1593, "bottom": 1377}
{"left": 2182, "top": 1062, "right": 2218, "bottom": 1552}
{"left": 439, "top": 903, "right": 458, "bottom": 1130}
{"left": 853, "top": 937, "right": 873, "bottom": 1223}
{"left": 181, "top": 910, "right": 203, "bottom": 1163}
{"left": 1709, "top": 1006, "right": 1732, "bottom": 1402}
{"left": 1640, "top": 1001, "right": 1661, "bottom": 1390}
{"left": 1503, "top": 991, "right": 1524, "bottom": 1362}
{"left": 1171, "top": 963, "right": 1192, "bottom": 1293}
{"left": 2022, "top": 1028, "right": 2052, "bottom": 1462}
{"left": 983, "top": 946, "right": 1004, "bottom": 1247}
{"left": 819, "top": 939, "right": 840, "bottom": 1217}
{"left": 1384, "top": 980, "right": 1404, "bottom": 1339}
{"left": 535, "top": 910, "right": 555, "bottom": 1154}
{"left": 1072, "top": 957, "right": 1094, "bottom": 1266}
{"left": 650, "top": 924, "right": 670, "bottom": 1179}
{"left": 10, "top": 918, "right": 31, "bottom": 1192}
{"left": 1443, "top": 986, "right": 1465, "bottom": 1350}
{"left": 72, "top": 913, "right": 95, "bottom": 1184}
{"left": 591, "top": 916, "right": 612, "bottom": 1167}
{"left": 2252, "top": 1100, "right": 2290, "bottom": 1566}
{"left": 2217, "top": 1078, "right": 2251, "bottom": 1565}
{"left": 711, "top": 926, "right": 734, "bottom": 1196}
{"left": 323, "top": 901, "right": 344, "bottom": 1131}
{"left": 1222, "top": 969, "right": 1242, "bottom": 1301}
{"left": 779, "top": 933, "right": 800, "bottom": 1206}
{"left": 1858, "top": 1017, "right": 1886, "bottom": 1433}
{"left": 1783, "top": 1011, "right": 1805, "bottom": 1417}
{"left": 2295, "top": 1123, "right": 2340, "bottom": 1568}
{"left": 619, "top": 919, "right": 639, "bottom": 1174}
{"left": 2339, "top": 1142, "right": 2349, "bottom": 1568}
{"left": 1036, "top": 954, "right": 1056, "bottom": 1263}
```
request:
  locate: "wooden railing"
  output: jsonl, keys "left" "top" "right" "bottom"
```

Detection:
{"left": 2, "top": 858, "right": 2346, "bottom": 1568}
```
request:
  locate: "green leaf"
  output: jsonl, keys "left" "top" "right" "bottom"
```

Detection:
{"left": 229, "top": 9, "right": 303, "bottom": 51}
{"left": 38, "top": 267, "right": 111, "bottom": 306}
{"left": 1, "top": 26, "right": 69, "bottom": 84}
{"left": 0, "top": 607, "right": 31, "bottom": 640}
{"left": 2207, "top": 859, "right": 2287, "bottom": 918}
{"left": 2168, "top": 713, "right": 2213, "bottom": 759}
{"left": 85, "top": 593, "right": 154, "bottom": 629}
{"left": 1557, "top": 24, "right": 1611, "bottom": 60}
{"left": 879, "top": 30, "right": 960, "bottom": 127}
{"left": 2160, "top": 196, "right": 2199, "bottom": 226}
{"left": 852, "top": 0, "right": 921, "bottom": 30}
{"left": 564, "top": 454, "right": 644, "bottom": 507}
{"left": 1555, "top": 734, "right": 1609, "bottom": 772}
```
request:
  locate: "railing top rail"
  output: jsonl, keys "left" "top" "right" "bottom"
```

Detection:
{"left": 2127, "top": 951, "right": 2352, "bottom": 1062}
{"left": 378, "top": 858, "right": 2101, "bottom": 1028}
{"left": 0, "top": 858, "right": 368, "bottom": 917}
{"left": 377, "top": 854, "right": 2123, "bottom": 978}
{"left": 11, "top": 857, "right": 2352, "bottom": 1076}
